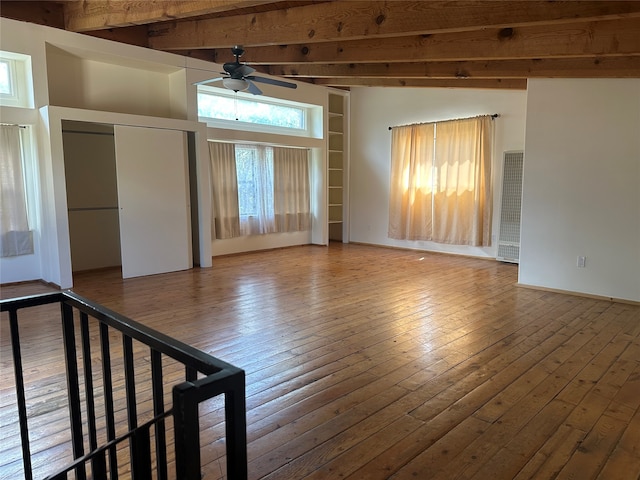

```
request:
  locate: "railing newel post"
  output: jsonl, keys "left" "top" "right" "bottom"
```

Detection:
{"left": 173, "top": 383, "right": 202, "bottom": 480}
{"left": 225, "top": 371, "right": 248, "bottom": 479}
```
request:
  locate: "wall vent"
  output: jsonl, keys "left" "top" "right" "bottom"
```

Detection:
{"left": 497, "top": 151, "right": 524, "bottom": 263}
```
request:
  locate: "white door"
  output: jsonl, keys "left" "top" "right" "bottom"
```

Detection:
{"left": 114, "top": 125, "right": 192, "bottom": 278}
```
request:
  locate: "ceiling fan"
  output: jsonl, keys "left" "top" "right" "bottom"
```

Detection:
{"left": 194, "top": 45, "right": 297, "bottom": 95}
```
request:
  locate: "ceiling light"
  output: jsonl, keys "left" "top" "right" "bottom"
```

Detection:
{"left": 223, "top": 78, "right": 249, "bottom": 92}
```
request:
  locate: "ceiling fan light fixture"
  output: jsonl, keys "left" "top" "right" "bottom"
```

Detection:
{"left": 223, "top": 77, "right": 248, "bottom": 92}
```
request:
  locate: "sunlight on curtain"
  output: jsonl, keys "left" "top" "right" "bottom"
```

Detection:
{"left": 273, "top": 147, "right": 310, "bottom": 232}
{"left": 0, "top": 125, "right": 33, "bottom": 257}
{"left": 434, "top": 116, "right": 492, "bottom": 245}
{"left": 208, "top": 141, "right": 241, "bottom": 239}
{"left": 388, "top": 116, "right": 493, "bottom": 246}
{"left": 388, "top": 123, "right": 435, "bottom": 240}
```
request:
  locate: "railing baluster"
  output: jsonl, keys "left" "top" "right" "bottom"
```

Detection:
{"left": 186, "top": 364, "right": 197, "bottom": 382}
{"left": 122, "top": 335, "right": 138, "bottom": 477}
{"left": 151, "top": 349, "right": 168, "bottom": 480}
{"left": 60, "top": 302, "right": 86, "bottom": 480}
{"left": 131, "top": 425, "right": 153, "bottom": 480}
{"left": 91, "top": 450, "right": 108, "bottom": 480}
{"left": 8, "top": 308, "right": 33, "bottom": 480}
{"left": 99, "top": 322, "right": 118, "bottom": 479}
{"left": 80, "top": 312, "right": 98, "bottom": 452}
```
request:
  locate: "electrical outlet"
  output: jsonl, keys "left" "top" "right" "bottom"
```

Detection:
{"left": 577, "top": 256, "right": 586, "bottom": 268}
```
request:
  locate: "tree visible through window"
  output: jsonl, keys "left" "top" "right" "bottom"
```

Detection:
{"left": 198, "top": 91, "right": 305, "bottom": 129}
{"left": 235, "top": 145, "right": 275, "bottom": 234}
{"left": 236, "top": 147, "right": 259, "bottom": 217}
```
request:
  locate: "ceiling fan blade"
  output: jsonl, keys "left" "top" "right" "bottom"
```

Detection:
{"left": 248, "top": 75, "right": 297, "bottom": 89}
{"left": 246, "top": 79, "right": 263, "bottom": 95}
{"left": 193, "top": 77, "right": 224, "bottom": 86}
{"left": 223, "top": 61, "right": 239, "bottom": 74}
{"left": 236, "top": 64, "right": 255, "bottom": 77}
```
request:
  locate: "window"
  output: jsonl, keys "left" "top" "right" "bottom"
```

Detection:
{"left": 208, "top": 142, "right": 310, "bottom": 238}
{"left": 1, "top": 125, "right": 34, "bottom": 257}
{"left": 235, "top": 145, "right": 274, "bottom": 220}
{"left": 197, "top": 87, "right": 321, "bottom": 137}
{"left": 388, "top": 116, "right": 493, "bottom": 246}
{"left": 0, "top": 51, "right": 33, "bottom": 108}
{"left": 0, "top": 60, "right": 13, "bottom": 95}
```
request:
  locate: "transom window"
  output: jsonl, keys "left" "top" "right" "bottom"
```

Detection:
{"left": 197, "top": 87, "right": 320, "bottom": 137}
{"left": 199, "top": 92, "right": 305, "bottom": 129}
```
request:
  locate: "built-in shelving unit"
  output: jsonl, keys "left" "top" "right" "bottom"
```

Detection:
{"left": 327, "top": 92, "right": 348, "bottom": 242}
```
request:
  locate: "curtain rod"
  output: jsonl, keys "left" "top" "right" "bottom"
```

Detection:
{"left": 388, "top": 114, "right": 499, "bottom": 131}
{"left": 0, "top": 123, "right": 27, "bottom": 128}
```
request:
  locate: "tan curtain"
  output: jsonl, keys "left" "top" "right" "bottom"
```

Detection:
{"left": 388, "top": 123, "right": 435, "bottom": 240}
{"left": 433, "top": 116, "right": 493, "bottom": 246}
{"left": 0, "top": 125, "right": 34, "bottom": 257}
{"left": 208, "top": 141, "right": 240, "bottom": 239}
{"left": 388, "top": 116, "right": 493, "bottom": 246}
{"left": 273, "top": 147, "right": 310, "bottom": 232}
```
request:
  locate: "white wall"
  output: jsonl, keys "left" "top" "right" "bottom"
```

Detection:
{"left": 0, "top": 18, "right": 213, "bottom": 288}
{"left": 46, "top": 44, "right": 180, "bottom": 119}
{"left": 349, "top": 86, "right": 527, "bottom": 257}
{"left": 520, "top": 79, "right": 640, "bottom": 302}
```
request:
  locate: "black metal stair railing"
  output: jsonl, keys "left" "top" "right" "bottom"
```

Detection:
{"left": 1, "top": 290, "right": 247, "bottom": 480}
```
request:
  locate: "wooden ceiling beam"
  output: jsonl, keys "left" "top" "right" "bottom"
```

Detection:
{"left": 0, "top": 1, "right": 65, "bottom": 29}
{"left": 63, "top": 0, "right": 278, "bottom": 32}
{"left": 147, "top": 1, "right": 640, "bottom": 50}
{"left": 195, "top": 18, "right": 640, "bottom": 64}
{"left": 83, "top": 25, "right": 151, "bottom": 48}
{"left": 312, "top": 78, "right": 528, "bottom": 89}
{"left": 267, "top": 57, "right": 640, "bottom": 79}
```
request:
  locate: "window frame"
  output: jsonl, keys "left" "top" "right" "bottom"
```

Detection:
{"left": 197, "top": 86, "right": 319, "bottom": 138}
{"left": 0, "top": 51, "right": 33, "bottom": 109}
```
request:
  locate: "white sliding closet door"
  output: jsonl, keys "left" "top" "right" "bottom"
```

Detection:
{"left": 114, "top": 125, "right": 192, "bottom": 278}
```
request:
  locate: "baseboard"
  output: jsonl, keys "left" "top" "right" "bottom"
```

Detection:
{"left": 348, "top": 241, "right": 499, "bottom": 262}
{"left": 0, "top": 278, "right": 60, "bottom": 290}
{"left": 516, "top": 283, "right": 640, "bottom": 306}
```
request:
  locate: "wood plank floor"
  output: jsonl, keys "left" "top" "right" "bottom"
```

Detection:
{"left": 1, "top": 243, "right": 639, "bottom": 479}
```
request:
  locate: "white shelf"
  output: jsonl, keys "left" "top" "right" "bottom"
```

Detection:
{"left": 328, "top": 92, "right": 347, "bottom": 242}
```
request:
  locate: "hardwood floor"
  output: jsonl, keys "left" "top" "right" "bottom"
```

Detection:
{"left": 1, "top": 243, "right": 639, "bottom": 479}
